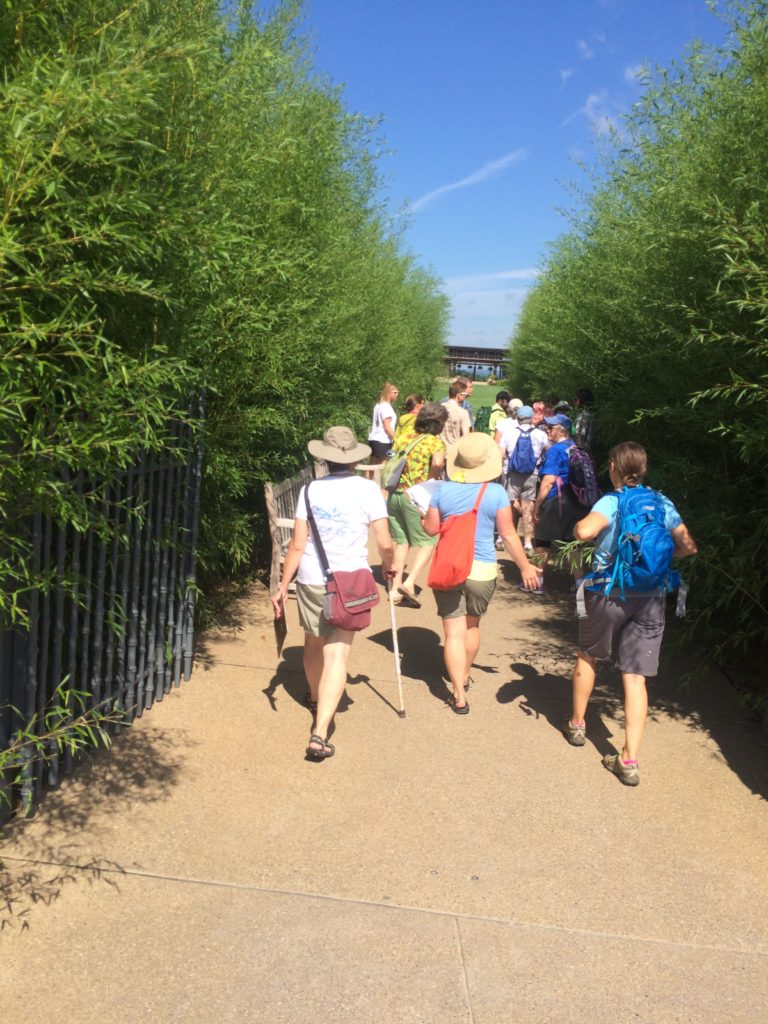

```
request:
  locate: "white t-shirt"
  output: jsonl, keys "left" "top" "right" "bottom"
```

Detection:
{"left": 368, "top": 402, "right": 397, "bottom": 443}
{"left": 496, "top": 421, "right": 548, "bottom": 473}
{"left": 295, "top": 474, "right": 388, "bottom": 585}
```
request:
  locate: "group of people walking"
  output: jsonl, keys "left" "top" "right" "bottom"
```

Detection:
{"left": 271, "top": 378, "right": 697, "bottom": 787}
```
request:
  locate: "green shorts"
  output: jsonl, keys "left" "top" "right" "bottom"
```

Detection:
{"left": 295, "top": 582, "right": 337, "bottom": 638}
{"left": 433, "top": 577, "right": 497, "bottom": 620}
{"left": 387, "top": 491, "right": 437, "bottom": 548}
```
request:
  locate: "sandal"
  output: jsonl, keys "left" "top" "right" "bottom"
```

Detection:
{"left": 305, "top": 692, "right": 318, "bottom": 714}
{"left": 397, "top": 586, "right": 421, "bottom": 609}
{"left": 449, "top": 697, "right": 470, "bottom": 715}
{"left": 305, "top": 735, "right": 335, "bottom": 761}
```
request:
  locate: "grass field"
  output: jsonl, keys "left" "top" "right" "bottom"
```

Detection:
{"left": 466, "top": 381, "right": 508, "bottom": 411}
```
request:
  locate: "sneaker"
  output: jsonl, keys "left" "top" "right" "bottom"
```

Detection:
{"left": 563, "top": 717, "right": 586, "bottom": 746}
{"left": 519, "top": 581, "right": 544, "bottom": 595}
{"left": 602, "top": 753, "right": 640, "bottom": 787}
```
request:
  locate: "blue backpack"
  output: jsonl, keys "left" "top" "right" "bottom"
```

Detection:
{"left": 579, "top": 486, "right": 682, "bottom": 609}
{"left": 508, "top": 427, "right": 537, "bottom": 474}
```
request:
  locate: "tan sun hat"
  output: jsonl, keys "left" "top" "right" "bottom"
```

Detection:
{"left": 509, "top": 398, "right": 524, "bottom": 409}
{"left": 308, "top": 426, "right": 371, "bottom": 464}
{"left": 446, "top": 432, "right": 502, "bottom": 483}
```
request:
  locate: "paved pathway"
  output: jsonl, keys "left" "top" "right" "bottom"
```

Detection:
{"left": 2, "top": 558, "right": 768, "bottom": 1023}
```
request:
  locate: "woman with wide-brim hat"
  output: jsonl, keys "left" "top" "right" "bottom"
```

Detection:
{"left": 423, "top": 433, "right": 540, "bottom": 713}
{"left": 271, "top": 426, "right": 394, "bottom": 759}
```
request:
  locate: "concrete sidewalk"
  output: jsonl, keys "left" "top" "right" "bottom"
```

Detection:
{"left": 2, "top": 559, "right": 768, "bottom": 1023}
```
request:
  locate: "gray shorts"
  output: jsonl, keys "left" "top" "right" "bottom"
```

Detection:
{"left": 506, "top": 470, "right": 537, "bottom": 502}
{"left": 433, "top": 577, "right": 497, "bottom": 620}
{"left": 578, "top": 589, "right": 667, "bottom": 676}
{"left": 296, "top": 582, "right": 337, "bottom": 638}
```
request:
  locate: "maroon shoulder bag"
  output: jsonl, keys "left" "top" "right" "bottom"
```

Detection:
{"left": 304, "top": 482, "right": 380, "bottom": 631}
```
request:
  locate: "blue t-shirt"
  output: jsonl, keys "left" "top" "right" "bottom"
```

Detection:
{"left": 430, "top": 481, "right": 508, "bottom": 563}
{"left": 538, "top": 439, "right": 573, "bottom": 500}
{"left": 591, "top": 487, "right": 683, "bottom": 573}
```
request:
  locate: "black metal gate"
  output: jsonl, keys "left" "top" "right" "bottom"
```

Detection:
{"left": 0, "top": 412, "right": 204, "bottom": 816}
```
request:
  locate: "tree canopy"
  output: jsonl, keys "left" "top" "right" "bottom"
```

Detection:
{"left": 508, "top": 0, "right": 768, "bottom": 679}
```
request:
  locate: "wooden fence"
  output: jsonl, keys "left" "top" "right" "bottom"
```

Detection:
{"left": 0, "top": 411, "right": 204, "bottom": 816}
{"left": 264, "top": 461, "right": 381, "bottom": 594}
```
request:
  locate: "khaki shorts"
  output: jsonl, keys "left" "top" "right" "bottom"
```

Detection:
{"left": 295, "top": 582, "right": 337, "bottom": 638}
{"left": 433, "top": 577, "right": 497, "bottom": 620}
{"left": 578, "top": 589, "right": 666, "bottom": 677}
{"left": 506, "top": 470, "right": 538, "bottom": 502}
{"left": 388, "top": 491, "right": 437, "bottom": 548}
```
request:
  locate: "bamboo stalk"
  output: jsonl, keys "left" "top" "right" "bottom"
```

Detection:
{"left": 163, "top": 424, "right": 183, "bottom": 694}
{"left": 0, "top": 630, "right": 13, "bottom": 819}
{"left": 33, "top": 514, "right": 53, "bottom": 800}
{"left": 154, "top": 456, "right": 173, "bottom": 702}
{"left": 144, "top": 455, "right": 163, "bottom": 711}
{"left": 114, "top": 465, "right": 135, "bottom": 729}
{"left": 182, "top": 394, "right": 204, "bottom": 681}
{"left": 135, "top": 456, "right": 155, "bottom": 716}
{"left": 90, "top": 493, "right": 109, "bottom": 714}
{"left": 63, "top": 475, "right": 83, "bottom": 776}
{"left": 174, "top": 423, "right": 195, "bottom": 687}
{"left": 48, "top": 510, "right": 68, "bottom": 789}
{"left": 102, "top": 477, "right": 123, "bottom": 722}
{"left": 124, "top": 454, "right": 146, "bottom": 720}
{"left": 18, "top": 514, "right": 41, "bottom": 812}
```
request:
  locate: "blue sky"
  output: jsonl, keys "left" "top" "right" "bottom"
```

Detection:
{"left": 297, "top": 0, "right": 734, "bottom": 349}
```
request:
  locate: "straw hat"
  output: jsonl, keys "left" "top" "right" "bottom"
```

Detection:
{"left": 307, "top": 426, "right": 371, "bottom": 464}
{"left": 446, "top": 432, "right": 502, "bottom": 483}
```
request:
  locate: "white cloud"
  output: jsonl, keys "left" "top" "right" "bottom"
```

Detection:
{"left": 442, "top": 269, "right": 539, "bottom": 347}
{"left": 410, "top": 149, "right": 528, "bottom": 213}
{"left": 624, "top": 62, "right": 649, "bottom": 84}
{"left": 445, "top": 269, "right": 539, "bottom": 290}
{"left": 560, "top": 68, "right": 575, "bottom": 85}
{"left": 577, "top": 38, "right": 594, "bottom": 60}
{"left": 562, "top": 91, "right": 618, "bottom": 137}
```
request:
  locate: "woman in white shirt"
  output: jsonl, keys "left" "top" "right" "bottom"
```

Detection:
{"left": 368, "top": 381, "right": 399, "bottom": 464}
{"left": 271, "top": 427, "right": 394, "bottom": 761}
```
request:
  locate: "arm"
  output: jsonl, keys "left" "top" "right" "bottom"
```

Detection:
{"left": 672, "top": 522, "right": 698, "bottom": 559}
{"left": 496, "top": 504, "right": 540, "bottom": 589}
{"left": 573, "top": 509, "right": 610, "bottom": 541}
{"left": 270, "top": 518, "right": 308, "bottom": 618}
{"left": 532, "top": 474, "right": 557, "bottom": 522}
{"left": 372, "top": 517, "right": 395, "bottom": 576}
{"left": 383, "top": 416, "right": 395, "bottom": 441}
{"left": 429, "top": 448, "right": 445, "bottom": 479}
{"left": 423, "top": 505, "right": 441, "bottom": 537}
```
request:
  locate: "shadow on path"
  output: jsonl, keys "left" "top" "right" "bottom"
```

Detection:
{"left": 1, "top": 724, "right": 187, "bottom": 935}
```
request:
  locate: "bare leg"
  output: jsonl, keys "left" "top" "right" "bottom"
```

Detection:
{"left": 571, "top": 649, "right": 596, "bottom": 724}
{"left": 311, "top": 631, "right": 354, "bottom": 748}
{"left": 443, "top": 616, "right": 469, "bottom": 706}
{"left": 520, "top": 499, "right": 534, "bottom": 548}
{"left": 390, "top": 541, "right": 410, "bottom": 593}
{"left": 621, "top": 673, "right": 648, "bottom": 761}
{"left": 400, "top": 544, "right": 434, "bottom": 595}
{"left": 511, "top": 501, "right": 521, "bottom": 532}
{"left": 303, "top": 633, "right": 324, "bottom": 704}
{"left": 464, "top": 614, "right": 481, "bottom": 680}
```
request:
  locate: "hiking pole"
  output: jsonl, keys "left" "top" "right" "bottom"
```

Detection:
{"left": 386, "top": 580, "right": 406, "bottom": 718}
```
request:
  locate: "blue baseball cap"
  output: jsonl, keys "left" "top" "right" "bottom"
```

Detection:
{"left": 517, "top": 405, "right": 534, "bottom": 419}
{"left": 543, "top": 413, "right": 572, "bottom": 431}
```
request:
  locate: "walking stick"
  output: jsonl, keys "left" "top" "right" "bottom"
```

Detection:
{"left": 387, "top": 581, "right": 406, "bottom": 718}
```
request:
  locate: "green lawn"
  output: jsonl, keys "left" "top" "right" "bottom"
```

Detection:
{"left": 468, "top": 381, "right": 509, "bottom": 411}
